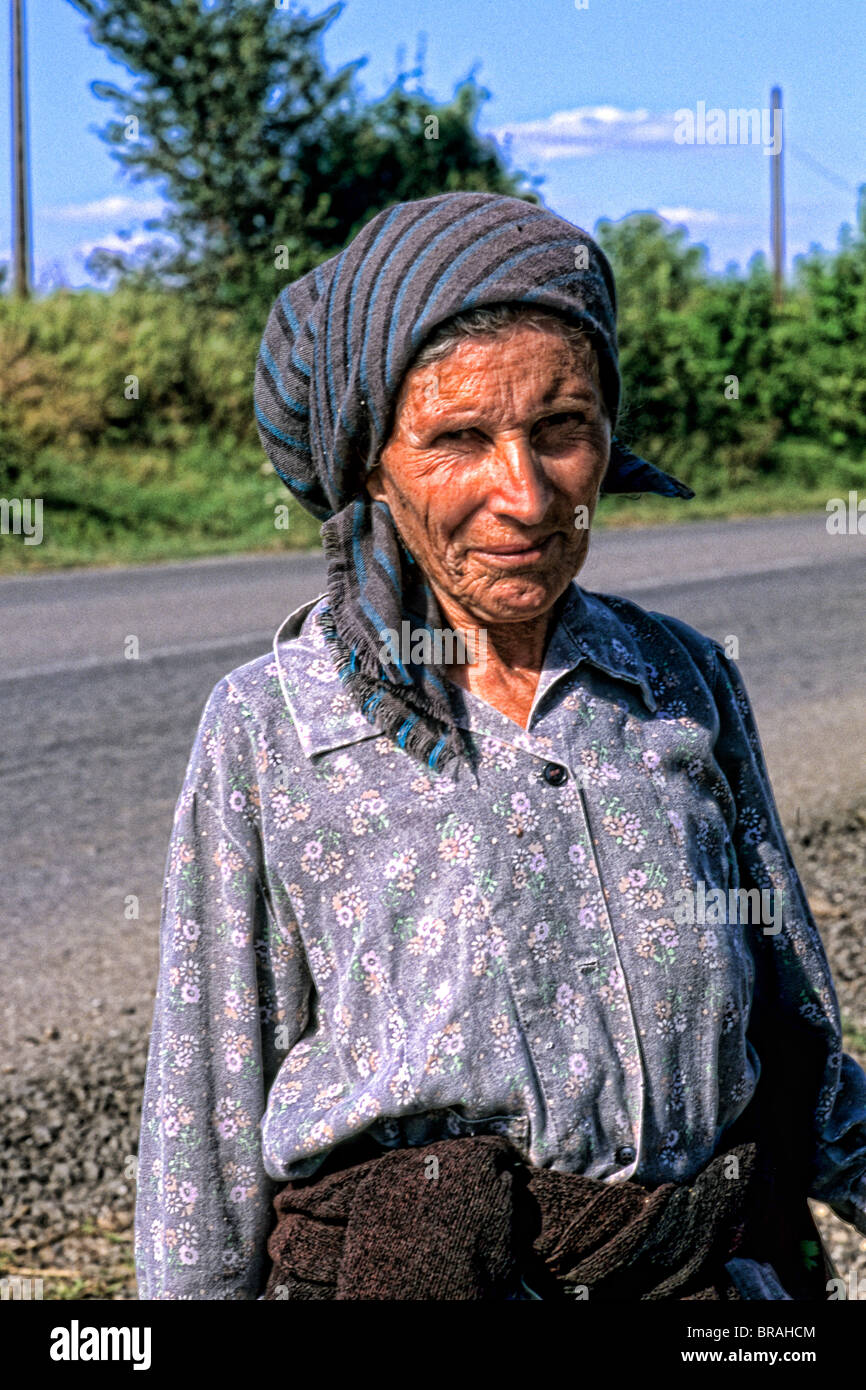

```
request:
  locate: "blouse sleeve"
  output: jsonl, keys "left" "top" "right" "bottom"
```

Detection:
{"left": 710, "top": 644, "right": 866, "bottom": 1235}
{"left": 134, "top": 675, "right": 313, "bottom": 1299}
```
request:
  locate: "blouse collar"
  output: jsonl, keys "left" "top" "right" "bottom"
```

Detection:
{"left": 272, "top": 579, "right": 657, "bottom": 762}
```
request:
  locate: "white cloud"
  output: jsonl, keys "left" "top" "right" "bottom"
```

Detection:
{"left": 73, "top": 228, "right": 164, "bottom": 260}
{"left": 41, "top": 195, "right": 165, "bottom": 223}
{"left": 487, "top": 106, "right": 678, "bottom": 160}
{"left": 657, "top": 206, "right": 721, "bottom": 227}
{"left": 657, "top": 207, "right": 761, "bottom": 229}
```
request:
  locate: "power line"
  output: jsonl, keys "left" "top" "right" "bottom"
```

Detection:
{"left": 786, "top": 141, "right": 858, "bottom": 196}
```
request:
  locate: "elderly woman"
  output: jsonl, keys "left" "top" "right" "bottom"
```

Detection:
{"left": 135, "top": 191, "right": 866, "bottom": 1301}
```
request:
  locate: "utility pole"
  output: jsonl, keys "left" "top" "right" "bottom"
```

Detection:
{"left": 11, "top": 0, "right": 33, "bottom": 298}
{"left": 770, "top": 85, "right": 784, "bottom": 307}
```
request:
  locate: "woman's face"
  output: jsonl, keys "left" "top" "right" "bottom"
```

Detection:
{"left": 366, "top": 323, "right": 612, "bottom": 628}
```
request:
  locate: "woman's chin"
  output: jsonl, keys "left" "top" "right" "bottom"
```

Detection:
{"left": 463, "top": 575, "right": 567, "bottom": 625}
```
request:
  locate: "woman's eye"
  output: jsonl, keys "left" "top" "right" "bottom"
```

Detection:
{"left": 539, "top": 411, "right": 585, "bottom": 430}
{"left": 434, "top": 413, "right": 587, "bottom": 447}
{"left": 439, "top": 428, "right": 481, "bottom": 444}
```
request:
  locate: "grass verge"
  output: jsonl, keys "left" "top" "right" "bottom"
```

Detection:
{"left": 0, "top": 441, "right": 859, "bottom": 575}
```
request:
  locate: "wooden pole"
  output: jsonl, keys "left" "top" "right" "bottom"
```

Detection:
{"left": 770, "top": 86, "right": 784, "bottom": 307}
{"left": 12, "top": 0, "right": 33, "bottom": 298}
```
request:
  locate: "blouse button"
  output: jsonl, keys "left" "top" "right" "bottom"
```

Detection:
{"left": 615, "top": 1145, "right": 636, "bottom": 1165}
{"left": 542, "top": 763, "right": 568, "bottom": 786}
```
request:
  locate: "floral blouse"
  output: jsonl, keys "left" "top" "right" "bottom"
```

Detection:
{"left": 134, "top": 581, "right": 866, "bottom": 1299}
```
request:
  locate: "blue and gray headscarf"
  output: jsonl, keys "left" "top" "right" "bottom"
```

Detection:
{"left": 254, "top": 191, "right": 693, "bottom": 772}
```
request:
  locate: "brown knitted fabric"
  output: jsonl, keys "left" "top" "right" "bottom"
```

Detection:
{"left": 263, "top": 1134, "right": 517, "bottom": 1301}
{"left": 261, "top": 1134, "right": 788, "bottom": 1301}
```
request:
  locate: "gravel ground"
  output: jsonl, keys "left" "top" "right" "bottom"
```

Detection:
{"left": 2, "top": 799, "right": 865, "bottom": 1302}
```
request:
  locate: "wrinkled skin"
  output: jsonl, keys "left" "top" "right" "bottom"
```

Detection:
{"left": 365, "top": 323, "right": 612, "bottom": 727}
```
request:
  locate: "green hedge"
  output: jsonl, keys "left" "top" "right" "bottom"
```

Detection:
{"left": 2, "top": 201, "right": 865, "bottom": 571}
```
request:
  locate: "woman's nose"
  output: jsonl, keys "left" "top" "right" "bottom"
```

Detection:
{"left": 487, "top": 434, "right": 552, "bottom": 522}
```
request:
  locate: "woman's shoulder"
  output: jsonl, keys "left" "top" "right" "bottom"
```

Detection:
{"left": 192, "top": 590, "right": 381, "bottom": 769}
{"left": 199, "top": 592, "right": 331, "bottom": 728}
{"left": 584, "top": 587, "right": 726, "bottom": 686}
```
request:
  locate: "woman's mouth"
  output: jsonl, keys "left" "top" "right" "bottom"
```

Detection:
{"left": 470, "top": 534, "right": 559, "bottom": 566}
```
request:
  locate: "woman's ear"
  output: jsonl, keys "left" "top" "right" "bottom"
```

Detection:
{"left": 364, "top": 462, "right": 387, "bottom": 503}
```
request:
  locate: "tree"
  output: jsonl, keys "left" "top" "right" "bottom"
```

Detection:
{"left": 594, "top": 213, "right": 780, "bottom": 489}
{"left": 595, "top": 213, "right": 708, "bottom": 446}
{"left": 68, "top": 0, "right": 538, "bottom": 315}
{"left": 290, "top": 68, "right": 540, "bottom": 252}
{"left": 69, "top": 0, "right": 361, "bottom": 304}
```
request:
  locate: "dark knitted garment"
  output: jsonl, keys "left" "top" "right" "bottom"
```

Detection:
{"left": 254, "top": 191, "right": 694, "bottom": 773}
{"left": 261, "top": 1132, "right": 831, "bottom": 1302}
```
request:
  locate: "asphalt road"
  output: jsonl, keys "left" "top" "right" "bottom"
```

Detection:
{"left": 1, "top": 512, "right": 864, "bottom": 1059}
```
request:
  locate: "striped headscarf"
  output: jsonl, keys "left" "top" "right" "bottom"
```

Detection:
{"left": 254, "top": 191, "right": 693, "bottom": 772}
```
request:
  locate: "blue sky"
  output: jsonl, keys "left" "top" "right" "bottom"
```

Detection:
{"left": 2, "top": 0, "right": 864, "bottom": 289}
